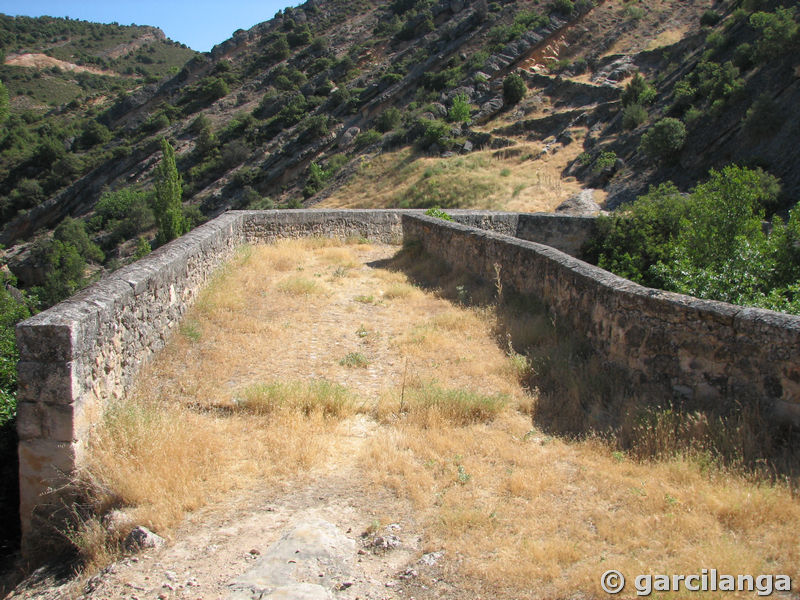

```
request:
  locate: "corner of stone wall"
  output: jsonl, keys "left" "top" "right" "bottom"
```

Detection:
{"left": 15, "top": 211, "right": 246, "bottom": 558}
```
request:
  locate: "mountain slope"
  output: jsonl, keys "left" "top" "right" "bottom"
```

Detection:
{"left": 1, "top": 0, "right": 799, "bottom": 294}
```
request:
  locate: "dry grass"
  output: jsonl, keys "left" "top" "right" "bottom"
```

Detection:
{"left": 75, "top": 240, "right": 799, "bottom": 598}
{"left": 318, "top": 144, "right": 586, "bottom": 213}
{"left": 362, "top": 420, "right": 800, "bottom": 598}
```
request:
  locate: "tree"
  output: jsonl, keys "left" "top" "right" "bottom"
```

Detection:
{"left": 503, "top": 73, "right": 526, "bottom": 105}
{"left": 152, "top": 138, "right": 188, "bottom": 244}
{"left": 639, "top": 118, "right": 686, "bottom": 162}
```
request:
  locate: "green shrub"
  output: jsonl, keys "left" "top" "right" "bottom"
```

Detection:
{"left": 353, "top": 128, "right": 382, "bottom": 150}
{"left": 586, "top": 182, "right": 689, "bottom": 286}
{"left": 424, "top": 207, "right": 453, "bottom": 221}
{"left": 376, "top": 107, "right": 402, "bottom": 132}
{"left": 621, "top": 73, "right": 656, "bottom": 107}
{"left": 639, "top": 118, "right": 686, "bottom": 162}
{"left": 700, "top": 10, "right": 722, "bottom": 26}
{"left": 592, "top": 151, "right": 617, "bottom": 173}
{"left": 503, "top": 73, "right": 526, "bottom": 105}
{"left": 621, "top": 103, "right": 647, "bottom": 130}
{"left": 448, "top": 93, "right": 471, "bottom": 123}
{"left": 743, "top": 93, "right": 783, "bottom": 138}
{"left": 588, "top": 165, "right": 800, "bottom": 312}
{"left": 551, "top": 0, "right": 575, "bottom": 15}
{"left": 749, "top": 7, "right": 798, "bottom": 61}
{"left": 692, "top": 60, "right": 742, "bottom": 103}
{"left": 671, "top": 79, "right": 696, "bottom": 111}
{"left": 732, "top": 43, "right": 755, "bottom": 70}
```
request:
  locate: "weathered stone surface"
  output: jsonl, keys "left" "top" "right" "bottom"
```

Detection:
{"left": 125, "top": 526, "right": 165, "bottom": 550}
{"left": 555, "top": 189, "right": 602, "bottom": 216}
{"left": 229, "top": 518, "right": 353, "bottom": 600}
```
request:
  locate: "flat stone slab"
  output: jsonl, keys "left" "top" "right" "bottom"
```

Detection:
{"left": 228, "top": 518, "right": 355, "bottom": 599}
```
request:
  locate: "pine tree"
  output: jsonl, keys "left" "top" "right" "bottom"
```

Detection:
{"left": 152, "top": 138, "right": 187, "bottom": 244}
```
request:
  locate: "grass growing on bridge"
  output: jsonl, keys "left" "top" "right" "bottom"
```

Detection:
{"left": 74, "top": 238, "right": 799, "bottom": 598}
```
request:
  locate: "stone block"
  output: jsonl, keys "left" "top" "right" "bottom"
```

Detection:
{"left": 17, "top": 401, "right": 77, "bottom": 442}
{"left": 16, "top": 361, "right": 82, "bottom": 404}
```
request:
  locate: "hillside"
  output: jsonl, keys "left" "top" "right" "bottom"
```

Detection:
{"left": 1, "top": 0, "right": 798, "bottom": 297}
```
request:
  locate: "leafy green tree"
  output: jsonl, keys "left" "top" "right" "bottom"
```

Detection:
{"left": 133, "top": 237, "right": 151, "bottom": 259}
{"left": 54, "top": 217, "right": 104, "bottom": 263}
{"left": 503, "top": 73, "right": 527, "bottom": 105}
{"left": 590, "top": 165, "right": 800, "bottom": 313}
{"left": 152, "top": 138, "right": 188, "bottom": 244}
{"left": 677, "top": 165, "right": 778, "bottom": 268}
{"left": 587, "top": 182, "right": 689, "bottom": 285}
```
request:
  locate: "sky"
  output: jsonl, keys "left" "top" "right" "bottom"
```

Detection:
{"left": 2, "top": 1, "right": 301, "bottom": 52}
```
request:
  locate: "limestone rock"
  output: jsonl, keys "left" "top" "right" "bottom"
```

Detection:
{"left": 555, "top": 190, "right": 602, "bottom": 215}
{"left": 125, "top": 526, "right": 165, "bottom": 550}
{"left": 339, "top": 127, "right": 360, "bottom": 147}
{"left": 229, "top": 518, "right": 354, "bottom": 600}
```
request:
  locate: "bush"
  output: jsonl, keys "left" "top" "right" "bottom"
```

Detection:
{"left": 448, "top": 93, "right": 471, "bottom": 123}
{"left": 592, "top": 151, "right": 617, "bottom": 173}
{"left": 621, "top": 73, "right": 656, "bottom": 107}
{"left": 376, "top": 107, "right": 402, "bottom": 132}
{"left": 551, "top": 0, "right": 574, "bottom": 15}
{"left": 621, "top": 103, "right": 647, "bottom": 130}
{"left": 700, "top": 10, "right": 722, "bottom": 26}
{"left": 732, "top": 43, "right": 755, "bottom": 71}
{"left": 79, "top": 120, "right": 112, "bottom": 149}
{"left": 419, "top": 118, "right": 450, "bottom": 149}
{"left": 586, "top": 182, "right": 689, "bottom": 286}
{"left": 353, "top": 129, "right": 382, "bottom": 150}
{"left": 743, "top": 93, "right": 783, "bottom": 138}
{"left": 588, "top": 165, "right": 799, "bottom": 312}
{"left": 693, "top": 60, "right": 742, "bottom": 103}
{"left": 639, "top": 118, "right": 686, "bottom": 162}
{"left": 502, "top": 73, "right": 526, "bottom": 105}
{"left": 749, "top": 7, "right": 798, "bottom": 61}
{"left": 424, "top": 207, "right": 453, "bottom": 221}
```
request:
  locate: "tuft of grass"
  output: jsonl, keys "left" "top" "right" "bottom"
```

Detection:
{"left": 235, "top": 380, "right": 353, "bottom": 418}
{"left": 277, "top": 276, "right": 322, "bottom": 296}
{"left": 179, "top": 320, "right": 202, "bottom": 342}
{"left": 383, "top": 282, "right": 417, "bottom": 300}
{"left": 354, "top": 294, "right": 375, "bottom": 304}
{"left": 340, "top": 352, "right": 370, "bottom": 368}
{"left": 379, "top": 384, "right": 509, "bottom": 427}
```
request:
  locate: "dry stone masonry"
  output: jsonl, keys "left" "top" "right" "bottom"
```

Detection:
{"left": 15, "top": 209, "right": 799, "bottom": 556}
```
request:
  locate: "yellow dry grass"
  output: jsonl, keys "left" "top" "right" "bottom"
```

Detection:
{"left": 80, "top": 239, "right": 799, "bottom": 598}
{"left": 318, "top": 143, "right": 587, "bottom": 213}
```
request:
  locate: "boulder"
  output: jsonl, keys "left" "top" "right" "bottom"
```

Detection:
{"left": 555, "top": 189, "right": 602, "bottom": 215}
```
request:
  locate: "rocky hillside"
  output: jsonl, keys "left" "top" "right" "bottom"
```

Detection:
{"left": 1, "top": 0, "right": 799, "bottom": 295}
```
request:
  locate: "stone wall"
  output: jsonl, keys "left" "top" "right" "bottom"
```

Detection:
{"left": 402, "top": 214, "right": 800, "bottom": 426}
{"left": 15, "top": 213, "right": 245, "bottom": 553}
